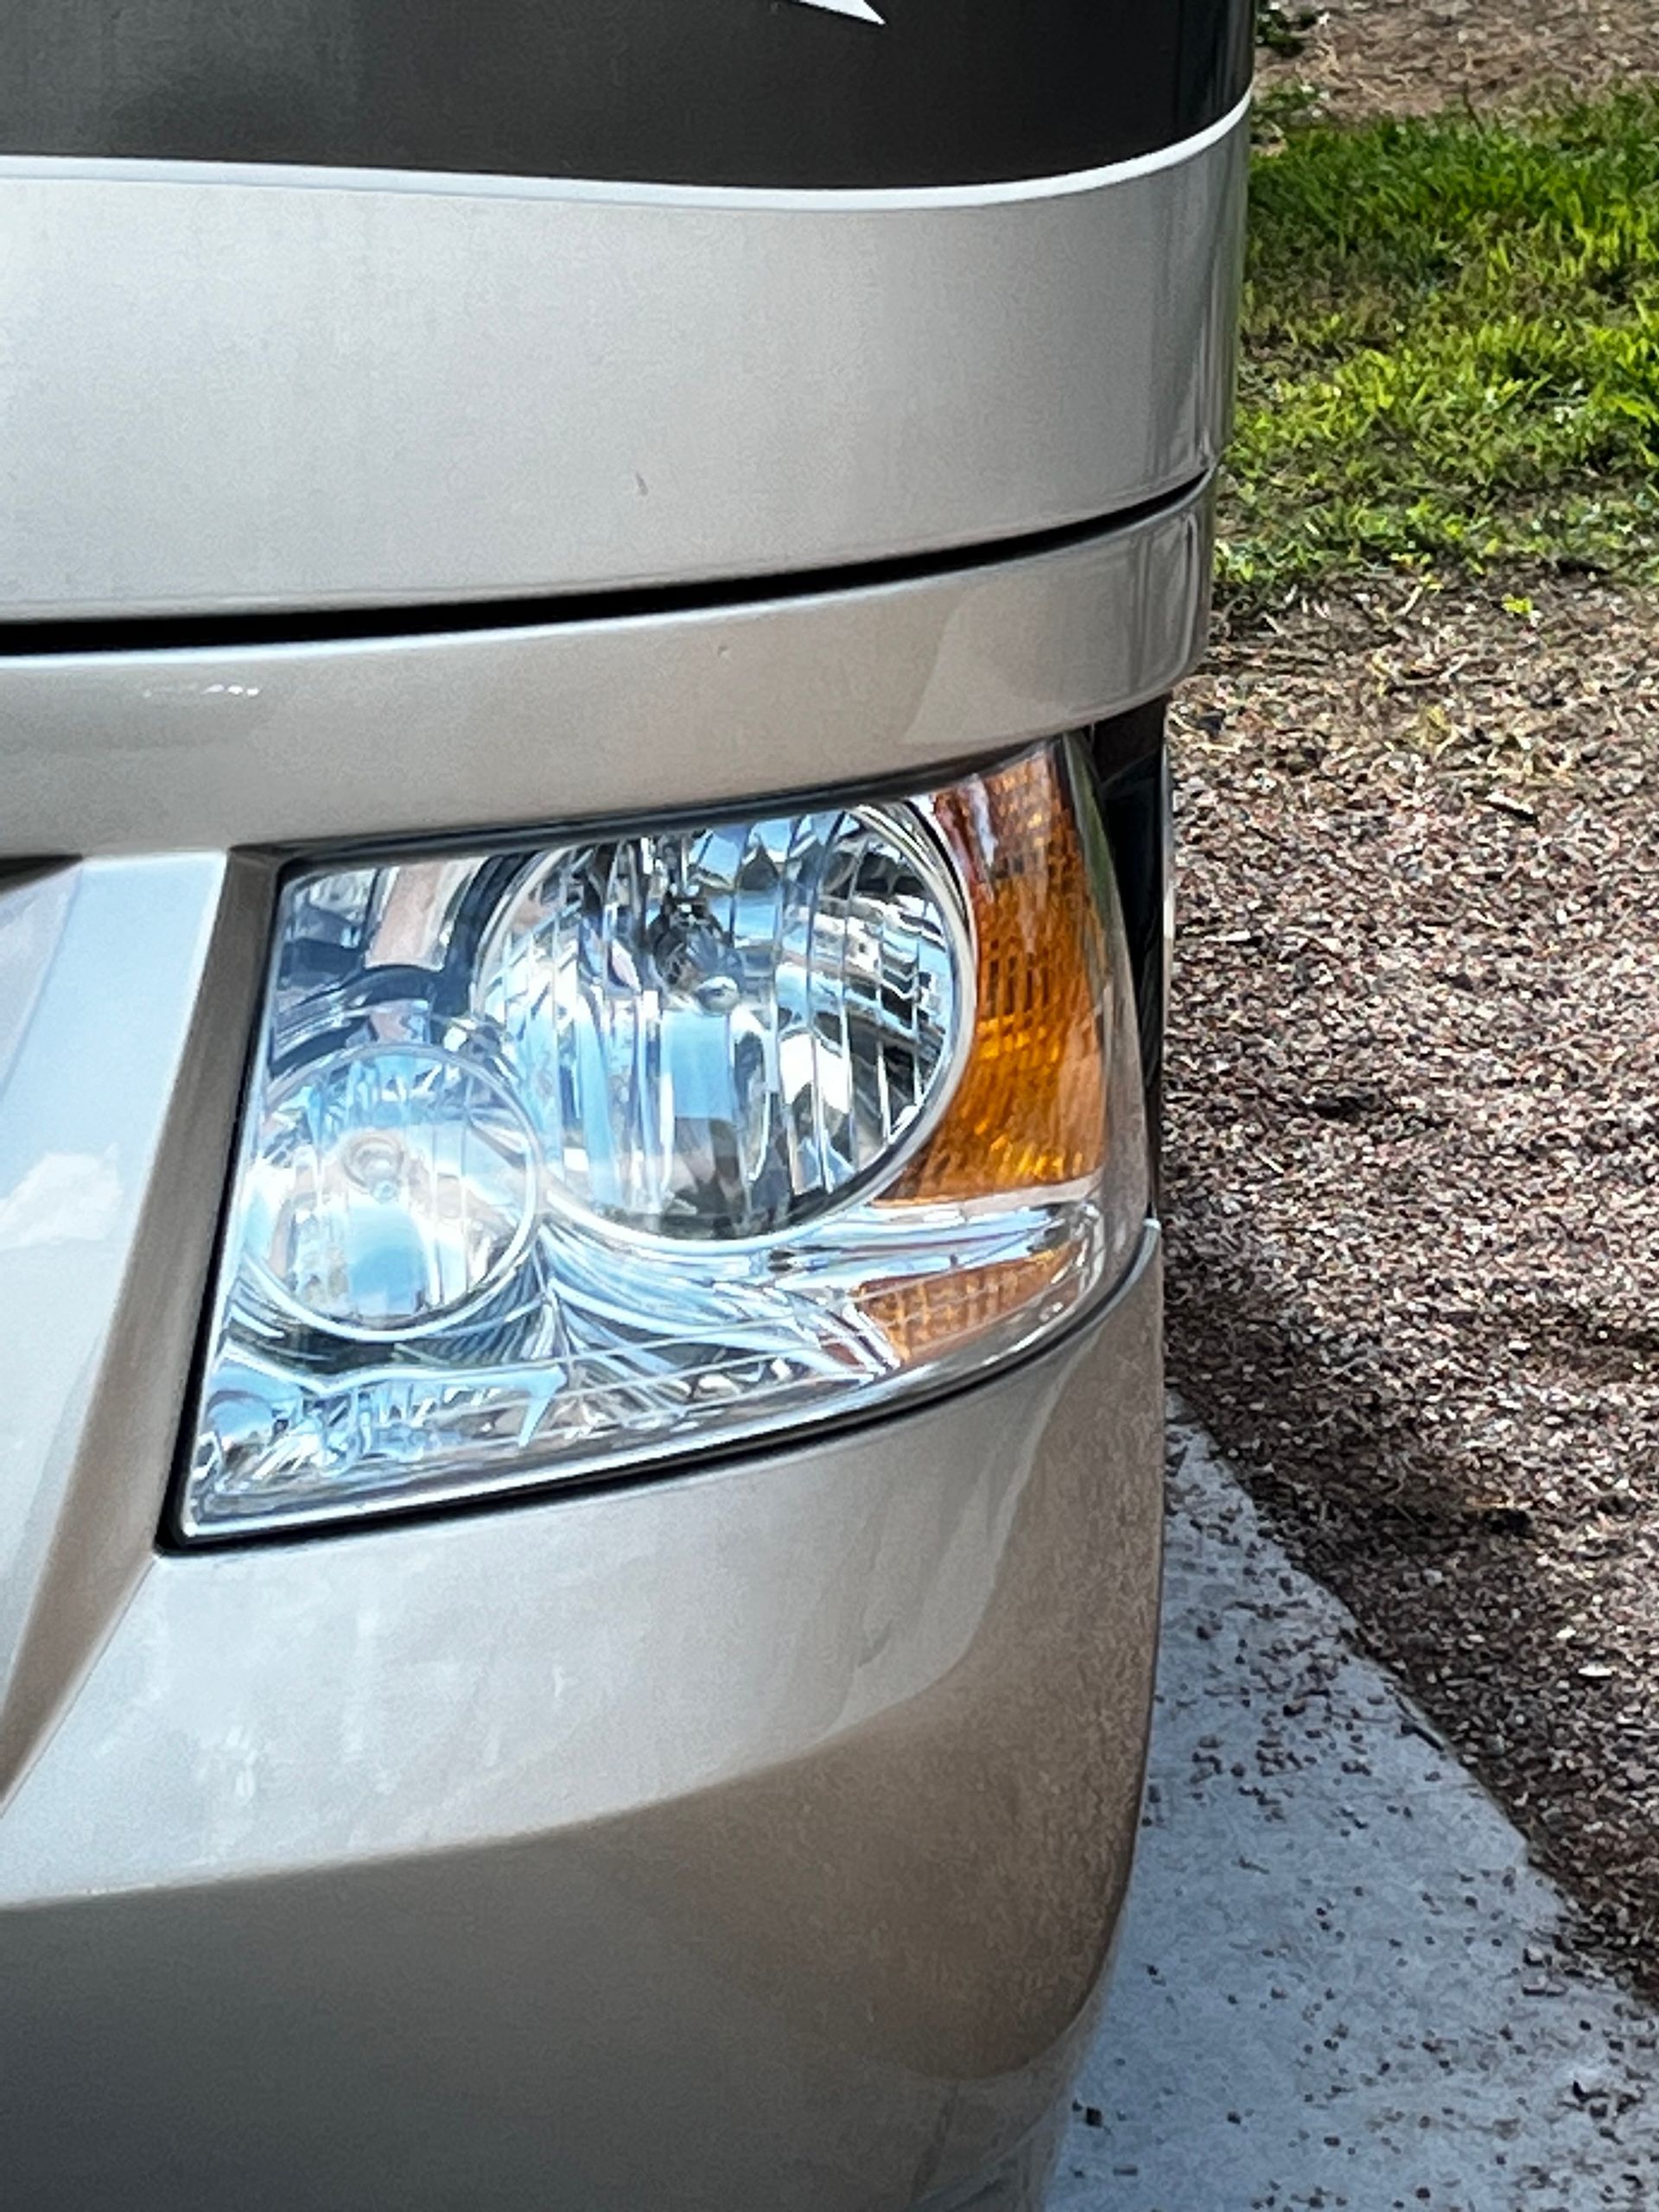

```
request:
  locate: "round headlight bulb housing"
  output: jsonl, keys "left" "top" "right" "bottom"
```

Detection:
{"left": 237, "top": 1044, "right": 541, "bottom": 1339}
{"left": 475, "top": 804, "right": 972, "bottom": 1246}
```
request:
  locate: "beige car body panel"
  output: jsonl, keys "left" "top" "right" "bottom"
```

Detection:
{"left": 0, "top": 104, "right": 1244, "bottom": 621}
{"left": 0, "top": 489, "right": 1210, "bottom": 860}
{"left": 0, "top": 824, "right": 1164, "bottom": 2208}
{"left": 0, "top": 73, "right": 1237, "bottom": 2212}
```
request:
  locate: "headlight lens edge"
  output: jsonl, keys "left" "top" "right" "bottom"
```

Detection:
{"left": 181, "top": 737, "right": 1146, "bottom": 1537}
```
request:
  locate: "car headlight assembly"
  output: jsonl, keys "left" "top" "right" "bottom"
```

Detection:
{"left": 180, "top": 738, "right": 1148, "bottom": 1537}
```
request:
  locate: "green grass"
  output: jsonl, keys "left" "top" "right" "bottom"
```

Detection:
{"left": 1221, "top": 89, "right": 1659, "bottom": 612}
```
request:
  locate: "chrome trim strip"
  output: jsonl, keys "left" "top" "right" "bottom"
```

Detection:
{"left": 0, "top": 486, "right": 1213, "bottom": 856}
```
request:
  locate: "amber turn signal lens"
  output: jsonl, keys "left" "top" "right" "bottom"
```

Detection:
{"left": 859, "top": 1247, "right": 1077, "bottom": 1364}
{"left": 886, "top": 746, "right": 1109, "bottom": 1205}
{"left": 856, "top": 744, "right": 1121, "bottom": 1367}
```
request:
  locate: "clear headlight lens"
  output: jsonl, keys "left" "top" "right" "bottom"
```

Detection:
{"left": 181, "top": 739, "right": 1147, "bottom": 1536}
{"left": 241, "top": 1046, "right": 541, "bottom": 1336}
{"left": 476, "top": 805, "right": 966, "bottom": 1242}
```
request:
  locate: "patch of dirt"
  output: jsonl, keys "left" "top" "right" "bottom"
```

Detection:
{"left": 1258, "top": 0, "right": 1659, "bottom": 119}
{"left": 1166, "top": 576, "right": 1659, "bottom": 1985}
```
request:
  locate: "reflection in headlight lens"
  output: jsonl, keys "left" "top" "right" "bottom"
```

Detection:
{"left": 181, "top": 740, "right": 1147, "bottom": 1536}
{"left": 240, "top": 1046, "right": 539, "bottom": 1337}
{"left": 477, "top": 808, "right": 966, "bottom": 1243}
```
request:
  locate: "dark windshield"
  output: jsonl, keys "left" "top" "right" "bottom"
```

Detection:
{"left": 5, "top": 0, "right": 1250, "bottom": 189}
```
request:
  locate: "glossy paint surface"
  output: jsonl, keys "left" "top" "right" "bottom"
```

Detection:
{"left": 0, "top": 856, "right": 267, "bottom": 1799}
{"left": 0, "top": 489, "right": 1214, "bottom": 857}
{"left": 0, "top": 106, "right": 1245, "bottom": 621}
{"left": 0, "top": 1230, "right": 1163, "bottom": 2207}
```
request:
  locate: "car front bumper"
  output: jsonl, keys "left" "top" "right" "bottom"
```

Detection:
{"left": 0, "top": 473, "right": 1178, "bottom": 2209}
{"left": 0, "top": 1209, "right": 1161, "bottom": 2211}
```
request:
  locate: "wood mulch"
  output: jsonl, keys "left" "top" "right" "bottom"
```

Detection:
{"left": 1166, "top": 0, "right": 1659, "bottom": 1991}
{"left": 1166, "top": 573, "right": 1659, "bottom": 1983}
{"left": 1257, "top": 0, "right": 1659, "bottom": 119}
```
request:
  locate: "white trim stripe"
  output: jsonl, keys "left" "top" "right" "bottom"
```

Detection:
{"left": 0, "top": 91, "right": 1251, "bottom": 213}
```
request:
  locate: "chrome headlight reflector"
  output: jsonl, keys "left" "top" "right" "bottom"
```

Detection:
{"left": 475, "top": 804, "right": 969, "bottom": 1243}
{"left": 181, "top": 739, "right": 1147, "bottom": 1536}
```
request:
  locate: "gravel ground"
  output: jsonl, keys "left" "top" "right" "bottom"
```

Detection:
{"left": 1058, "top": 1415, "right": 1659, "bottom": 2211}
{"left": 1165, "top": 575, "right": 1659, "bottom": 1992}
{"left": 1256, "top": 0, "right": 1659, "bottom": 119}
